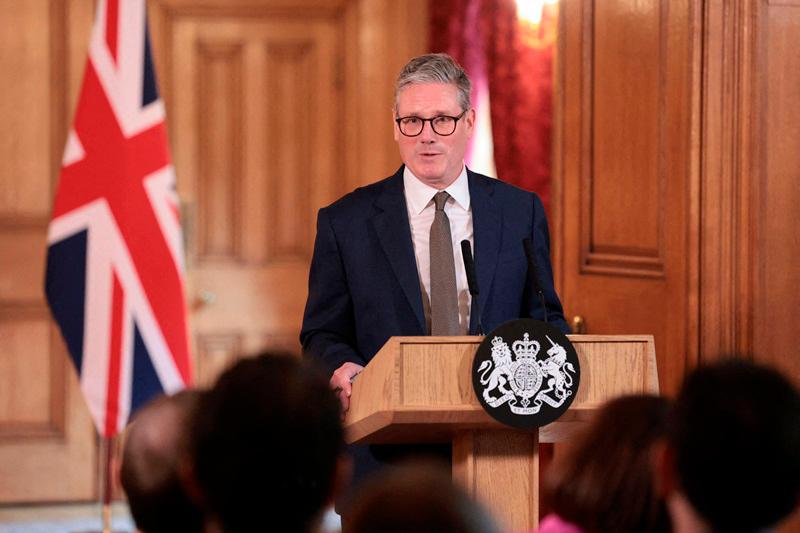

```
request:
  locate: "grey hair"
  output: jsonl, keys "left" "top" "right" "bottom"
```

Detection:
{"left": 394, "top": 53, "right": 472, "bottom": 112}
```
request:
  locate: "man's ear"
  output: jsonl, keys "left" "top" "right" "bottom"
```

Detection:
{"left": 392, "top": 110, "right": 400, "bottom": 142}
{"left": 464, "top": 107, "right": 476, "bottom": 135}
{"left": 329, "top": 454, "right": 353, "bottom": 505}
{"left": 652, "top": 439, "right": 678, "bottom": 497}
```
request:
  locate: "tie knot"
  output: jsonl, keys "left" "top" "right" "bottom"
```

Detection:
{"left": 433, "top": 191, "right": 450, "bottom": 211}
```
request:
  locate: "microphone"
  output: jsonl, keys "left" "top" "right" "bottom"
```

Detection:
{"left": 522, "top": 238, "right": 548, "bottom": 324}
{"left": 460, "top": 240, "right": 483, "bottom": 335}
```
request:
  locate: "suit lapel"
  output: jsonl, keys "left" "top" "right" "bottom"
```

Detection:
{"left": 371, "top": 169, "right": 427, "bottom": 333}
{"left": 468, "top": 170, "right": 501, "bottom": 334}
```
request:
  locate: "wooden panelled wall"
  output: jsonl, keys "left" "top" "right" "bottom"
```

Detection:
{"left": 0, "top": 0, "right": 426, "bottom": 503}
{"left": 554, "top": 0, "right": 800, "bottom": 400}
{"left": 555, "top": 2, "right": 800, "bottom": 525}
{"left": 0, "top": 1, "right": 97, "bottom": 502}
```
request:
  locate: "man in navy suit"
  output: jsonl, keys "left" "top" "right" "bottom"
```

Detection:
{"left": 300, "top": 53, "right": 569, "bottom": 499}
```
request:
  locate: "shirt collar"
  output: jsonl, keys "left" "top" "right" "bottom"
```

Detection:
{"left": 403, "top": 165, "right": 471, "bottom": 215}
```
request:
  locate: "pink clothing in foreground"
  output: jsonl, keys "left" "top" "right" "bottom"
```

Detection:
{"left": 531, "top": 513, "right": 584, "bottom": 533}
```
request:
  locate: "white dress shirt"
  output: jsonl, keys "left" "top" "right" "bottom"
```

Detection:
{"left": 403, "top": 165, "right": 473, "bottom": 334}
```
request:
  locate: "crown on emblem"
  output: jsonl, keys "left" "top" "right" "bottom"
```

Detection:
{"left": 512, "top": 333, "right": 540, "bottom": 360}
{"left": 491, "top": 336, "right": 505, "bottom": 348}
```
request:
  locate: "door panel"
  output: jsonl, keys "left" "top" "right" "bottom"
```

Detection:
{"left": 151, "top": 0, "right": 430, "bottom": 384}
{"left": 150, "top": 2, "right": 349, "bottom": 382}
{"left": 557, "top": 0, "right": 696, "bottom": 394}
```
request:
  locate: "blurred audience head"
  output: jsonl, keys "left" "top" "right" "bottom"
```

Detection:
{"left": 345, "top": 460, "right": 499, "bottom": 533}
{"left": 543, "top": 394, "right": 671, "bottom": 533}
{"left": 660, "top": 358, "right": 800, "bottom": 532}
{"left": 120, "top": 389, "right": 204, "bottom": 533}
{"left": 191, "top": 351, "right": 345, "bottom": 533}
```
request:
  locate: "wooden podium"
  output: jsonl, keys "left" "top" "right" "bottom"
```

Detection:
{"left": 344, "top": 335, "right": 659, "bottom": 531}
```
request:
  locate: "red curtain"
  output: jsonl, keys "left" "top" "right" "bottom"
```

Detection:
{"left": 429, "top": 0, "right": 557, "bottom": 210}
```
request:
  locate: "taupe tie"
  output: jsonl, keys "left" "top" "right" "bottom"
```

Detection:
{"left": 429, "top": 191, "right": 459, "bottom": 335}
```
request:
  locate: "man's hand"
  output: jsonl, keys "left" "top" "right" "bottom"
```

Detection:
{"left": 330, "top": 362, "right": 364, "bottom": 416}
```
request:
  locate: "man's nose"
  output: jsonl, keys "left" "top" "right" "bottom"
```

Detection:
{"left": 419, "top": 120, "right": 437, "bottom": 141}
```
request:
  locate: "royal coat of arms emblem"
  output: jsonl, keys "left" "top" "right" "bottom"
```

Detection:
{"left": 472, "top": 319, "right": 580, "bottom": 428}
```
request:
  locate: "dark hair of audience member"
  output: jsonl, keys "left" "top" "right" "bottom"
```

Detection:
{"left": 344, "top": 460, "right": 500, "bottom": 533}
{"left": 543, "top": 394, "right": 671, "bottom": 533}
{"left": 191, "top": 351, "right": 344, "bottom": 533}
{"left": 669, "top": 358, "right": 800, "bottom": 532}
{"left": 120, "top": 389, "right": 204, "bottom": 533}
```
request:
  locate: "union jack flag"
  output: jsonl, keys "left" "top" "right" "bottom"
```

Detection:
{"left": 45, "top": 0, "right": 192, "bottom": 437}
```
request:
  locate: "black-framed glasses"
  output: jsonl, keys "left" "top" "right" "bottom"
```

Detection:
{"left": 395, "top": 110, "right": 467, "bottom": 137}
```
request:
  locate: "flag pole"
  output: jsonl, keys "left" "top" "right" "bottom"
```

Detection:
{"left": 101, "top": 435, "right": 114, "bottom": 533}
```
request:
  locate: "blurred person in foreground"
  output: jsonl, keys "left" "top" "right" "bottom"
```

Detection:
{"left": 655, "top": 358, "right": 800, "bottom": 533}
{"left": 120, "top": 390, "right": 204, "bottom": 533}
{"left": 537, "top": 394, "right": 672, "bottom": 533}
{"left": 345, "top": 460, "right": 500, "bottom": 533}
{"left": 191, "top": 352, "right": 347, "bottom": 533}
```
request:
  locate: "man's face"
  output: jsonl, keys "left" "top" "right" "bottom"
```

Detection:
{"left": 394, "top": 83, "right": 474, "bottom": 189}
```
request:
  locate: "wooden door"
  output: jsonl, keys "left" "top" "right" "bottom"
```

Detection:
{"left": 149, "top": 0, "right": 428, "bottom": 385}
{"left": 554, "top": 0, "right": 697, "bottom": 394}
{"left": 150, "top": 1, "right": 351, "bottom": 384}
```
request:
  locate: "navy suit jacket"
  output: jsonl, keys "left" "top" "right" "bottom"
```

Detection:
{"left": 301, "top": 166, "right": 569, "bottom": 372}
